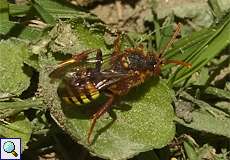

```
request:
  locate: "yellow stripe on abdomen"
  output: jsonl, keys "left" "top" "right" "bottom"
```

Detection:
{"left": 80, "top": 91, "right": 100, "bottom": 104}
{"left": 63, "top": 91, "right": 100, "bottom": 105}
{"left": 62, "top": 82, "right": 100, "bottom": 105}
{"left": 63, "top": 97, "right": 81, "bottom": 105}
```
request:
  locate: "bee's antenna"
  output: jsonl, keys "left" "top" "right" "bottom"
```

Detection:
{"left": 164, "top": 59, "right": 192, "bottom": 68}
{"left": 158, "top": 23, "right": 182, "bottom": 57}
{"left": 157, "top": 23, "right": 192, "bottom": 68}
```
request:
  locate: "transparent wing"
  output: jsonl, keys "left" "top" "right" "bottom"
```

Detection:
{"left": 49, "top": 49, "right": 112, "bottom": 80}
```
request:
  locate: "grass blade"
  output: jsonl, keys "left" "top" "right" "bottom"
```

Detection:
{"left": 168, "top": 13, "right": 230, "bottom": 87}
{"left": 31, "top": 0, "right": 55, "bottom": 25}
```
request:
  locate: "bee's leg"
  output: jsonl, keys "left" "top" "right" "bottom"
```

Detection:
{"left": 87, "top": 94, "right": 115, "bottom": 144}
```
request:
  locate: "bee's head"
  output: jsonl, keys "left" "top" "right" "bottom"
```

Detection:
{"left": 152, "top": 53, "right": 192, "bottom": 75}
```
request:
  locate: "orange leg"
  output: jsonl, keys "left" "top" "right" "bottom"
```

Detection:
{"left": 87, "top": 94, "right": 115, "bottom": 144}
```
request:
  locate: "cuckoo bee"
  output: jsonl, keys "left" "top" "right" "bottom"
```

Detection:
{"left": 49, "top": 23, "right": 191, "bottom": 144}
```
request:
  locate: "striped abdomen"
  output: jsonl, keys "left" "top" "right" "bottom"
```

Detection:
{"left": 62, "top": 81, "right": 100, "bottom": 105}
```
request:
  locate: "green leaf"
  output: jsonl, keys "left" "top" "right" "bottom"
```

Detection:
{"left": 179, "top": 91, "right": 229, "bottom": 119}
{"left": 0, "top": 1, "right": 43, "bottom": 39}
{"left": 0, "top": 0, "right": 9, "bottom": 22}
{"left": 215, "top": 101, "right": 230, "bottom": 114}
{"left": 0, "top": 114, "right": 32, "bottom": 150}
{"left": 175, "top": 110, "right": 230, "bottom": 138}
{"left": 9, "top": 3, "right": 31, "bottom": 17}
{"left": 16, "top": 26, "right": 43, "bottom": 42}
{"left": 0, "top": 21, "right": 43, "bottom": 41}
{"left": 36, "top": 0, "right": 98, "bottom": 20}
{"left": 183, "top": 136, "right": 230, "bottom": 160}
{"left": 0, "top": 21, "right": 15, "bottom": 35}
{"left": 0, "top": 0, "right": 12, "bottom": 35}
{"left": 71, "top": 19, "right": 109, "bottom": 53}
{"left": 32, "top": 0, "right": 55, "bottom": 25}
{"left": 0, "top": 1, "right": 43, "bottom": 40}
{"left": 0, "top": 39, "right": 31, "bottom": 97}
{"left": 9, "top": 0, "right": 98, "bottom": 21}
{"left": 183, "top": 141, "right": 198, "bottom": 160}
{"left": 185, "top": 67, "right": 209, "bottom": 86}
{"left": 0, "top": 99, "right": 44, "bottom": 119}
{"left": 204, "top": 86, "right": 230, "bottom": 100}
